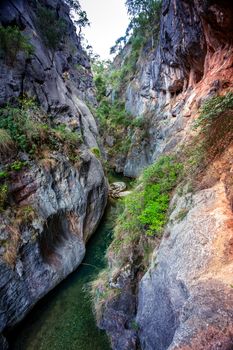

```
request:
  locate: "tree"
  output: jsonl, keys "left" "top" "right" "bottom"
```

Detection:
{"left": 110, "top": 36, "right": 127, "bottom": 55}
{"left": 125, "top": 0, "right": 162, "bottom": 33}
{"left": 65, "top": 0, "right": 90, "bottom": 34}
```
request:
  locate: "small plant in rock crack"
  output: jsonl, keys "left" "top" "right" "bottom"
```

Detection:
{"left": 0, "top": 25, "right": 34, "bottom": 65}
{"left": 10, "top": 160, "right": 27, "bottom": 172}
{"left": 15, "top": 205, "right": 38, "bottom": 226}
{"left": 130, "top": 320, "right": 140, "bottom": 331}
{"left": 90, "top": 147, "right": 101, "bottom": 158}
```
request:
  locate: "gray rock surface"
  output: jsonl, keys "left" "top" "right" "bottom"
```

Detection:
{"left": 99, "top": 0, "right": 233, "bottom": 348}
{"left": 0, "top": 152, "right": 107, "bottom": 332}
{"left": 0, "top": 0, "right": 108, "bottom": 344}
{"left": 137, "top": 183, "right": 233, "bottom": 349}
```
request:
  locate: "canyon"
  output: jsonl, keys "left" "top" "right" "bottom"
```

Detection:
{"left": 0, "top": 0, "right": 233, "bottom": 349}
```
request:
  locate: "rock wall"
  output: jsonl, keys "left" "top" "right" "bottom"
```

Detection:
{"left": 117, "top": 0, "right": 233, "bottom": 178}
{"left": 0, "top": 0, "right": 108, "bottom": 346}
{"left": 99, "top": 0, "right": 233, "bottom": 349}
{"left": 137, "top": 1, "right": 233, "bottom": 349}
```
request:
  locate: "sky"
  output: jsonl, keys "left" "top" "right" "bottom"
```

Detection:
{"left": 79, "top": 0, "right": 129, "bottom": 60}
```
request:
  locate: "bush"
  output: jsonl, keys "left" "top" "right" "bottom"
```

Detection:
{"left": 90, "top": 147, "right": 101, "bottom": 158}
{"left": 188, "top": 92, "right": 233, "bottom": 174}
{"left": 37, "top": 5, "right": 67, "bottom": 50}
{"left": 194, "top": 92, "right": 233, "bottom": 130}
{"left": 10, "top": 160, "right": 27, "bottom": 172}
{"left": 110, "top": 156, "right": 182, "bottom": 264}
{"left": 0, "top": 100, "right": 40, "bottom": 153}
{"left": 0, "top": 100, "right": 83, "bottom": 160}
{"left": 124, "top": 156, "right": 182, "bottom": 236}
{"left": 0, "top": 129, "right": 14, "bottom": 159}
{"left": 0, "top": 25, "right": 34, "bottom": 65}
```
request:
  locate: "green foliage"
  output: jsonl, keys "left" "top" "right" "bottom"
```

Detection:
{"left": 10, "top": 160, "right": 27, "bottom": 172}
{"left": 90, "top": 147, "right": 101, "bottom": 158}
{"left": 53, "top": 124, "right": 83, "bottom": 145}
{"left": 96, "top": 100, "right": 132, "bottom": 129}
{"left": 110, "top": 33, "right": 145, "bottom": 83}
{"left": 0, "top": 100, "right": 83, "bottom": 160}
{"left": 186, "top": 92, "right": 233, "bottom": 177}
{"left": 130, "top": 320, "right": 140, "bottom": 331}
{"left": 65, "top": 0, "right": 90, "bottom": 32}
{"left": 0, "top": 99, "right": 40, "bottom": 153}
{"left": 126, "top": 0, "right": 162, "bottom": 34}
{"left": 0, "top": 128, "right": 14, "bottom": 158}
{"left": 137, "top": 156, "right": 182, "bottom": 236}
{"left": 110, "top": 0, "right": 162, "bottom": 57}
{"left": 95, "top": 75, "right": 107, "bottom": 102}
{"left": 194, "top": 92, "right": 233, "bottom": 130}
{"left": 0, "top": 184, "right": 8, "bottom": 211}
{"left": 0, "top": 25, "right": 34, "bottom": 65}
{"left": 110, "top": 156, "right": 182, "bottom": 262}
{"left": 0, "top": 171, "right": 9, "bottom": 179}
{"left": 37, "top": 6, "right": 67, "bottom": 50}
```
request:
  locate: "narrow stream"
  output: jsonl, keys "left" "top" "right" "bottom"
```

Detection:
{"left": 8, "top": 202, "right": 117, "bottom": 350}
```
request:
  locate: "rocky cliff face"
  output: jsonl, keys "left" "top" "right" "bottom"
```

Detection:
{"left": 98, "top": 0, "right": 233, "bottom": 349}
{"left": 136, "top": 1, "right": 233, "bottom": 346}
{"left": 0, "top": 0, "right": 107, "bottom": 346}
{"left": 115, "top": 0, "right": 233, "bottom": 178}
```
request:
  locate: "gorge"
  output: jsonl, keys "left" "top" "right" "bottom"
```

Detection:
{"left": 0, "top": 0, "right": 233, "bottom": 349}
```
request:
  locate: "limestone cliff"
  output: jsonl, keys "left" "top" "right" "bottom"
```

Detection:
{"left": 97, "top": 1, "right": 233, "bottom": 349}
{"left": 0, "top": 0, "right": 107, "bottom": 347}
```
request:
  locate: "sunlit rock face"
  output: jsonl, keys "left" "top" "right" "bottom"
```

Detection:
{"left": 0, "top": 0, "right": 107, "bottom": 347}
{"left": 136, "top": 1, "right": 233, "bottom": 349}
{"left": 99, "top": 1, "right": 233, "bottom": 349}
{"left": 118, "top": 0, "right": 233, "bottom": 178}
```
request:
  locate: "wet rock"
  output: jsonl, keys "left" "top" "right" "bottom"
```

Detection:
{"left": 109, "top": 182, "right": 127, "bottom": 198}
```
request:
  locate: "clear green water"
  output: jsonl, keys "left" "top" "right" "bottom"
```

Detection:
{"left": 9, "top": 204, "right": 116, "bottom": 350}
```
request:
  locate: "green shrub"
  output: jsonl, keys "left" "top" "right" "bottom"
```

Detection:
{"left": 188, "top": 92, "right": 233, "bottom": 175}
{"left": 94, "top": 75, "right": 107, "bottom": 102}
{"left": 53, "top": 124, "right": 83, "bottom": 145}
{"left": 0, "top": 129, "right": 14, "bottom": 158}
{"left": 130, "top": 320, "right": 140, "bottom": 331}
{"left": 90, "top": 147, "right": 101, "bottom": 158}
{"left": 194, "top": 92, "right": 233, "bottom": 130}
{"left": 37, "top": 5, "right": 67, "bottom": 50}
{"left": 10, "top": 160, "right": 27, "bottom": 172}
{"left": 110, "top": 156, "right": 182, "bottom": 261}
{"left": 0, "top": 100, "right": 83, "bottom": 160}
{"left": 0, "top": 25, "right": 34, "bottom": 65}
{"left": 0, "top": 171, "right": 9, "bottom": 179}
{"left": 0, "top": 100, "right": 39, "bottom": 152}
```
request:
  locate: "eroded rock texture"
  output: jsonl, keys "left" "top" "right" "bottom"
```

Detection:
{"left": 0, "top": 0, "right": 108, "bottom": 347}
{"left": 136, "top": 1, "right": 233, "bottom": 349}
{"left": 116, "top": 0, "right": 233, "bottom": 178}
{"left": 100, "top": 1, "right": 233, "bottom": 349}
